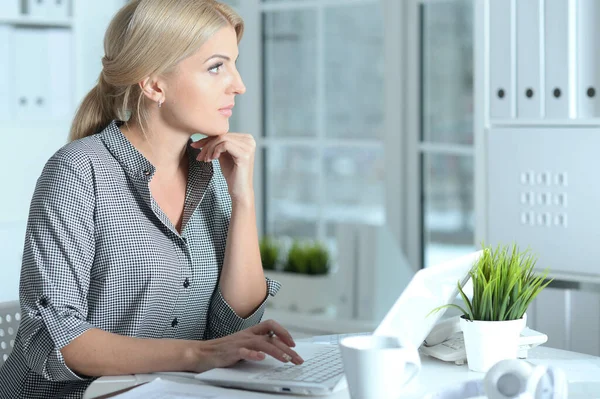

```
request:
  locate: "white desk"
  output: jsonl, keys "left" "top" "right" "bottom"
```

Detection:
{"left": 84, "top": 345, "right": 600, "bottom": 399}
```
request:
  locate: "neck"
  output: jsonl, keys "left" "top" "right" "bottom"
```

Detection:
{"left": 122, "top": 117, "right": 190, "bottom": 175}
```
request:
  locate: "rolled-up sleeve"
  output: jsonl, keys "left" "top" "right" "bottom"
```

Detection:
{"left": 205, "top": 277, "right": 281, "bottom": 339}
{"left": 18, "top": 155, "right": 96, "bottom": 382}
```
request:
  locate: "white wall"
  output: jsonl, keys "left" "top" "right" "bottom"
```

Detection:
{"left": 0, "top": 0, "right": 124, "bottom": 302}
{"left": 0, "top": 122, "right": 71, "bottom": 301}
{"left": 0, "top": 222, "right": 25, "bottom": 302}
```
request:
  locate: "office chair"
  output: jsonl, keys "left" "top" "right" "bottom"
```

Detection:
{"left": 0, "top": 301, "right": 20, "bottom": 367}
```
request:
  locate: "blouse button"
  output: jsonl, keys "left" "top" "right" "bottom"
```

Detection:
{"left": 171, "top": 318, "right": 178, "bottom": 328}
{"left": 39, "top": 297, "right": 48, "bottom": 308}
{"left": 143, "top": 170, "right": 151, "bottom": 177}
{"left": 183, "top": 278, "right": 190, "bottom": 289}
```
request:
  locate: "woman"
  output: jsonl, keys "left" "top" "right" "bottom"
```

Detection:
{"left": 0, "top": 1, "right": 302, "bottom": 397}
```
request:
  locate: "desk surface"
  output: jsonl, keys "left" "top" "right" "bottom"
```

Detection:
{"left": 84, "top": 345, "right": 600, "bottom": 399}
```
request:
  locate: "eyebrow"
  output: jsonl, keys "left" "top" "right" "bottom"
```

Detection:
{"left": 204, "top": 54, "right": 239, "bottom": 63}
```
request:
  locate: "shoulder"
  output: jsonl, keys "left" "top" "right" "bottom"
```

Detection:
{"left": 50, "top": 135, "right": 103, "bottom": 169}
{"left": 38, "top": 135, "right": 104, "bottom": 189}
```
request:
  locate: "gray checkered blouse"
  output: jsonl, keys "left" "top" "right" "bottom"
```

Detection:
{"left": 0, "top": 120, "right": 280, "bottom": 399}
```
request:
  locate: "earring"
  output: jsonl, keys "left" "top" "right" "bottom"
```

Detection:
{"left": 158, "top": 100, "right": 163, "bottom": 108}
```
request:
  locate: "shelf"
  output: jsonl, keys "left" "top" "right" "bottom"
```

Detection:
{"left": 0, "top": 16, "right": 72, "bottom": 28}
{"left": 543, "top": 270, "right": 600, "bottom": 286}
{"left": 490, "top": 118, "right": 600, "bottom": 128}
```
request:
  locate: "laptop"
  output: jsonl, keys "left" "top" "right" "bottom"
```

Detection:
{"left": 194, "top": 250, "right": 482, "bottom": 395}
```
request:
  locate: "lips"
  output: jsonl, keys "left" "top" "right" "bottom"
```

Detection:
{"left": 219, "top": 104, "right": 234, "bottom": 117}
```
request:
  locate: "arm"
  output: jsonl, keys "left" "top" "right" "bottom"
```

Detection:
{"left": 20, "top": 154, "right": 295, "bottom": 380}
{"left": 60, "top": 329, "right": 199, "bottom": 377}
{"left": 18, "top": 155, "right": 97, "bottom": 381}
{"left": 219, "top": 194, "right": 267, "bottom": 317}
{"left": 16, "top": 155, "right": 201, "bottom": 380}
{"left": 192, "top": 134, "right": 274, "bottom": 320}
{"left": 204, "top": 167, "right": 280, "bottom": 339}
{"left": 61, "top": 319, "right": 303, "bottom": 377}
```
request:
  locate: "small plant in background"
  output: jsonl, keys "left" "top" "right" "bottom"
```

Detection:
{"left": 284, "top": 241, "right": 308, "bottom": 274}
{"left": 259, "top": 236, "right": 280, "bottom": 271}
{"left": 284, "top": 240, "right": 330, "bottom": 275}
{"left": 437, "top": 243, "right": 553, "bottom": 322}
{"left": 305, "top": 242, "right": 330, "bottom": 275}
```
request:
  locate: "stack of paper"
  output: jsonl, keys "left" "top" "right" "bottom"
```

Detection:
{"left": 113, "top": 378, "right": 276, "bottom": 399}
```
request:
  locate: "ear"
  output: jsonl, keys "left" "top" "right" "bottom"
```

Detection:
{"left": 138, "top": 76, "right": 166, "bottom": 104}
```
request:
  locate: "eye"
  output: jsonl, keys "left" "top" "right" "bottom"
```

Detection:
{"left": 209, "top": 62, "right": 223, "bottom": 74}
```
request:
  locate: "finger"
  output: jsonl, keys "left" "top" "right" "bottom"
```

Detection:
{"left": 190, "top": 136, "right": 215, "bottom": 147}
{"left": 227, "top": 133, "right": 256, "bottom": 147}
{"left": 259, "top": 320, "right": 297, "bottom": 348}
{"left": 209, "top": 141, "right": 228, "bottom": 161}
{"left": 228, "top": 133, "right": 256, "bottom": 153}
{"left": 197, "top": 138, "right": 224, "bottom": 162}
{"left": 209, "top": 140, "right": 247, "bottom": 163}
{"left": 267, "top": 336, "right": 304, "bottom": 365}
{"left": 251, "top": 338, "right": 302, "bottom": 365}
{"left": 196, "top": 134, "right": 254, "bottom": 159}
{"left": 239, "top": 347, "right": 266, "bottom": 362}
{"left": 197, "top": 146, "right": 212, "bottom": 163}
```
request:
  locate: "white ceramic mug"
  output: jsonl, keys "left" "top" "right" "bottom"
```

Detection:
{"left": 339, "top": 335, "right": 421, "bottom": 399}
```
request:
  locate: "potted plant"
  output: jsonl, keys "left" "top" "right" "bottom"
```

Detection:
{"left": 284, "top": 241, "right": 330, "bottom": 275}
{"left": 438, "top": 243, "right": 552, "bottom": 372}
{"left": 263, "top": 238, "right": 335, "bottom": 314}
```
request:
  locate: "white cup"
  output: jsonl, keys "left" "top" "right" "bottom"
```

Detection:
{"left": 339, "top": 335, "right": 421, "bottom": 399}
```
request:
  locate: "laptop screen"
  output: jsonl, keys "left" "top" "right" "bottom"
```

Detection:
{"left": 373, "top": 251, "right": 482, "bottom": 348}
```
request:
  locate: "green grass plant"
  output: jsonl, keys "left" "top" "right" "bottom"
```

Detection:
{"left": 437, "top": 243, "right": 553, "bottom": 321}
{"left": 284, "top": 240, "right": 330, "bottom": 275}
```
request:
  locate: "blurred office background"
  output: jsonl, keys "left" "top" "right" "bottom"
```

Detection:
{"left": 1, "top": 0, "right": 599, "bottom": 356}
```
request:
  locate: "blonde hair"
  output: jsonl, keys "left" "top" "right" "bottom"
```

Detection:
{"left": 69, "top": 0, "right": 243, "bottom": 142}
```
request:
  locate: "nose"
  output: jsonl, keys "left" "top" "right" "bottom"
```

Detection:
{"left": 230, "top": 68, "right": 246, "bottom": 95}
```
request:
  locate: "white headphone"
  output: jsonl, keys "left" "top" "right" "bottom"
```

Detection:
{"left": 430, "top": 359, "right": 568, "bottom": 399}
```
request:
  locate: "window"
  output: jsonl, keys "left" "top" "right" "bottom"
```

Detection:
{"left": 419, "top": 0, "right": 475, "bottom": 267}
{"left": 260, "top": 0, "right": 385, "bottom": 243}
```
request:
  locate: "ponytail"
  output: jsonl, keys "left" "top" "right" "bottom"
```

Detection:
{"left": 68, "top": 73, "right": 116, "bottom": 142}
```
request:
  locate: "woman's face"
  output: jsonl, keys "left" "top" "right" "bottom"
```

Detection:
{"left": 162, "top": 26, "right": 245, "bottom": 136}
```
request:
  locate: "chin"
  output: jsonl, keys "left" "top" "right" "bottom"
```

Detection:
{"left": 212, "top": 122, "right": 230, "bottom": 136}
{"left": 196, "top": 123, "right": 229, "bottom": 137}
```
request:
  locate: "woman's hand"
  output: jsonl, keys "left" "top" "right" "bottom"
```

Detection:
{"left": 191, "top": 133, "right": 256, "bottom": 202}
{"left": 191, "top": 320, "right": 304, "bottom": 373}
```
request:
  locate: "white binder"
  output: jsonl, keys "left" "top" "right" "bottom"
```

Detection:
{"left": 51, "top": 0, "right": 70, "bottom": 19}
{"left": 26, "top": 0, "right": 70, "bottom": 18}
{"left": 14, "top": 28, "right": 50, "bottom": 121}
{"left": 25, "top": 0, "right": 46, "bottom": 17}
{"left": 46, "top": 29, "right": 74, "bottom": 120}
{"left": 489, "top": 0, "right": 515, "bottom": 119}
{"left": 0, "top": 25, "right": 12, "bottom": 122}
{"left": 577, "top": 0, "right": 600, "bottom": 118}
{"left": 516, "top": 0, "right": 543, "bottom": 118}
{"left": 544, "top": 0, "right": 572, "bottom": 119}
{"left": 0, "top": 0, "right": 20, "bottom": 18}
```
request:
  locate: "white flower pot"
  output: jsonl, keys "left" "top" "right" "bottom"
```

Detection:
{"left": 265, "top": 271, "right": 334, "bottom": 315}
{"left": 460, "top": 316, "right": 526, "bottom": 372}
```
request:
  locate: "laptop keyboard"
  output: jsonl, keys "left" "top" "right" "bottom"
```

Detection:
{"left": 252, "top": 346, "right": 343, "bottom": 383}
